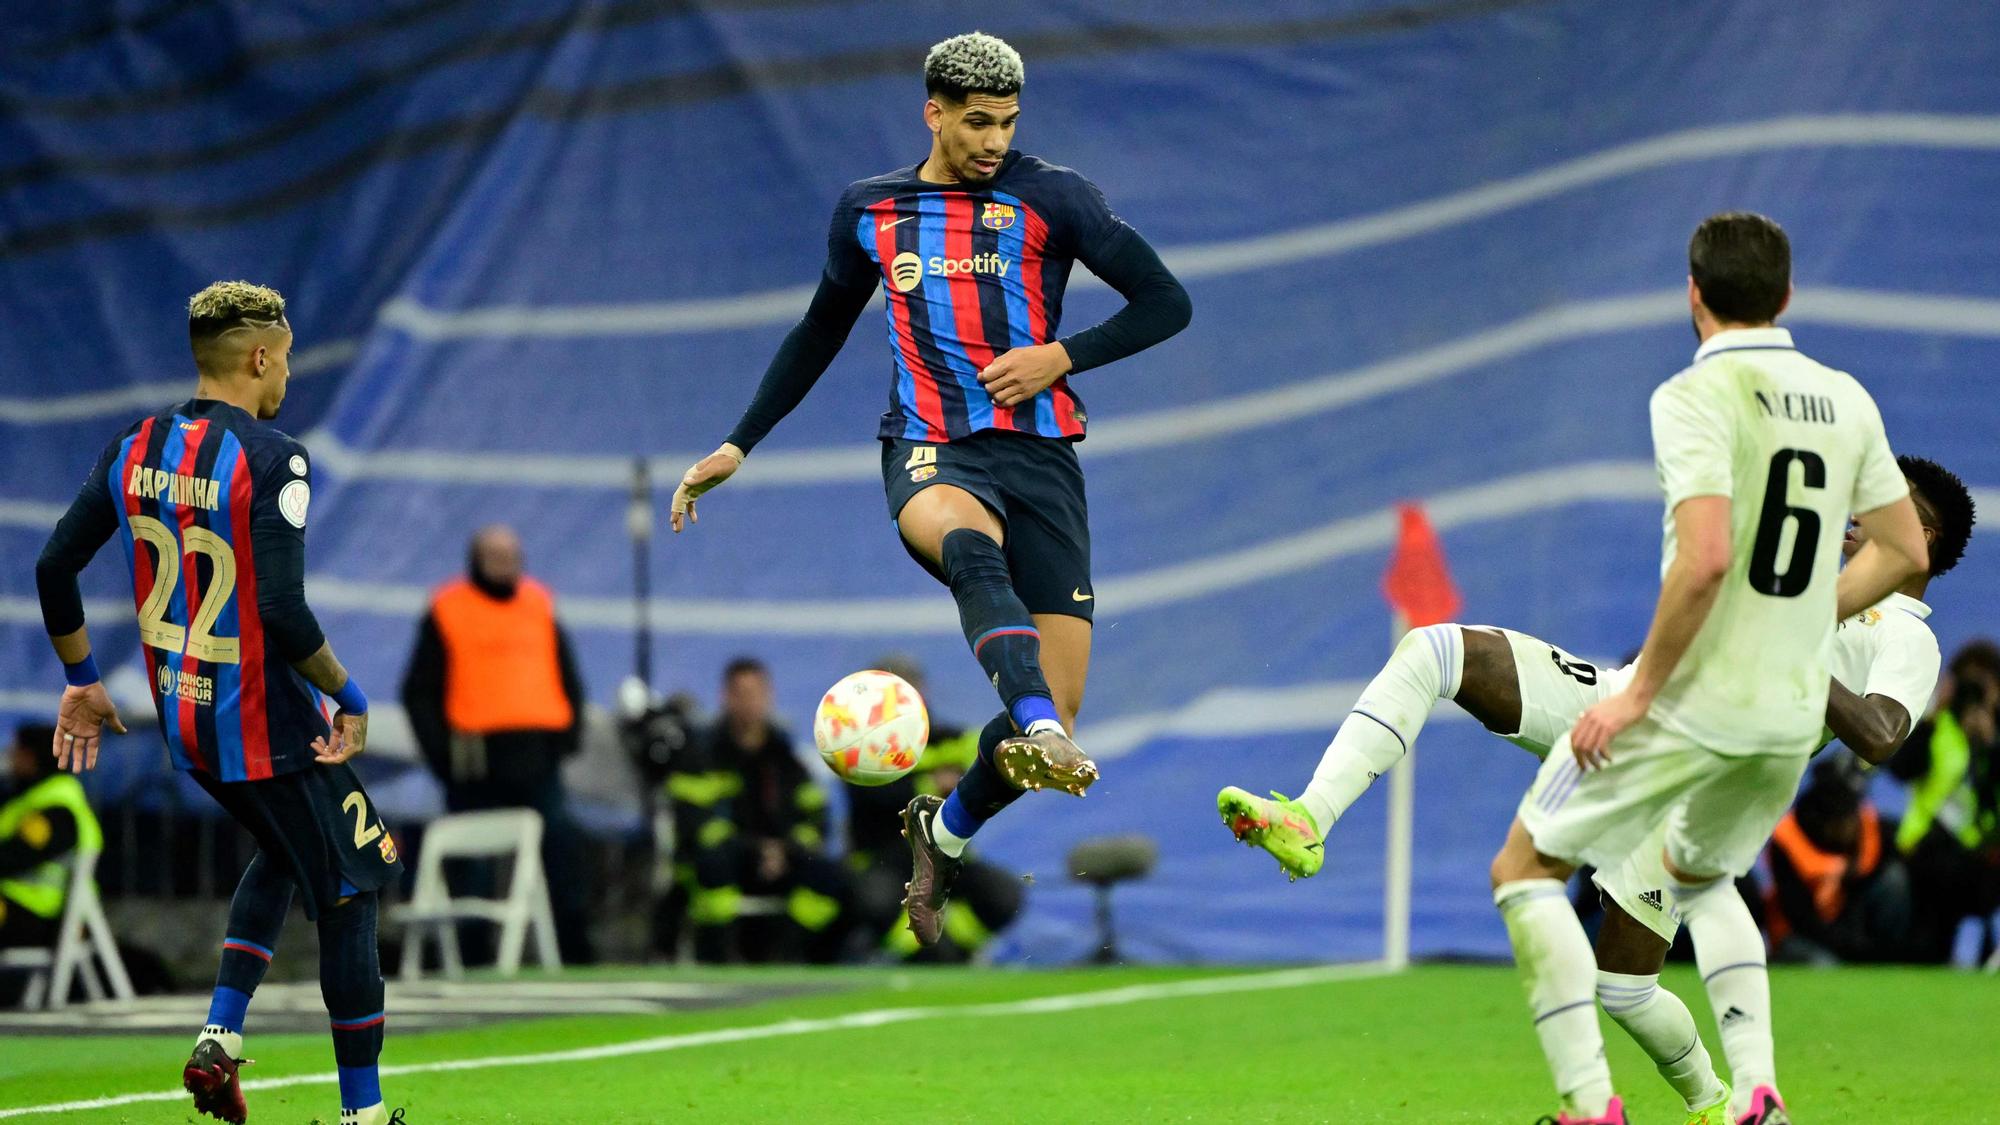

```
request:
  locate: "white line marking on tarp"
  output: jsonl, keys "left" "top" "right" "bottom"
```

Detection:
{"left": 9, "top": 111, "right": 2000, "bottom": 422}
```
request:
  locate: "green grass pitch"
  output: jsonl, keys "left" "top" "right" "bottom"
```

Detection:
{"left": 4, "top": 963, "right": 1993, "bottom": 1123}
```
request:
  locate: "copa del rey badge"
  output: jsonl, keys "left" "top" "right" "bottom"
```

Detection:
{"left": 980, "top": 202, "right": 1016, "bottom": 231}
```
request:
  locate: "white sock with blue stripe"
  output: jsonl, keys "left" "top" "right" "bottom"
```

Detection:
{"left": 1680, "top": 879, "right": 1773, "bottom": 1117}
{"left": 1596, "top": 970, "right": 1726, "bottom": 1111}
{"left": 1299, "top": 623, "right": 1462, "bottom": 832}
{"left": 1496, "top": 878, "right": 1614, "bottom": 1117}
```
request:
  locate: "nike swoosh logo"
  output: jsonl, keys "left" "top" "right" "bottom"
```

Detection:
{"left": 879, "top": 216, "right": 915, "bottom": 231}
{"left": 1071, "top": 588, "right": 1093, "bottom": 602}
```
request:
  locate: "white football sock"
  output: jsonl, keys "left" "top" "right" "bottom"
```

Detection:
{"left": 194, "top": 1024, "right": 243, "bottom": 1060}
{"left": 1300, "top": 624, "right": 1462, "bottom": 832}
{"left": 1596, "top": 970, "right": 1727, "bottom": 1111}
{"left": 1682, "top": 881, "right": 1774, "bottom": 1116}
{"left": 1496, "top": 878, "right": 1614, "bottom": 1116}
{"left": 929, "top": 809, "right": 971, "bottom": 859}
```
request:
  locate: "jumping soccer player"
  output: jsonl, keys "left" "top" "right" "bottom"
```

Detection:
{"left": 670, "top": 32, "right": 1190, "bottom": 944}
{"left": 35, "top": 283, "right": 400, "bottom": 1125}
{"left": 1219, "top": 453, "right": 1972, "bottom": 1125}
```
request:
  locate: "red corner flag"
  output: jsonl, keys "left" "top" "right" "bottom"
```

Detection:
{"left": 1381, "top": 503, "right": 1461, "bottom": 628}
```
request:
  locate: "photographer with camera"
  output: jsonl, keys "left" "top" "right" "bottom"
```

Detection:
{"left": 1889, "top": 638, "right": 2000, "bottom": 961}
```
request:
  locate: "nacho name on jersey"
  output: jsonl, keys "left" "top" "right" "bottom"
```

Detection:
{"left": 1752, "top": 389, "right": 1837, "bottom": 426}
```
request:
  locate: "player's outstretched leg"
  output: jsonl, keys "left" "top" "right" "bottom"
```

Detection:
{"left": 1299, "top": 623, "right": 1465, "bottom": 832}
{"left": 939, "top": 526, "right": 1097, "bottom": 803}
{"left": 1680, "top": 885, "right": 1786, "bottom": 1124}
{"left": 186, "top": 851, "right": 292, "bottom": 1124}
{"left": 319, "top": 891, "right": 393, "bottom": 1125}
{"left": 898, "top": 506, "right": 1096, "bottom": 945}
{"left": 1217, "top": 624, "right": 1477, "bottom": 876}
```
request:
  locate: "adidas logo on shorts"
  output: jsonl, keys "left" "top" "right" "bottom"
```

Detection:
{"left": 1638, "top": 889, "right": 1665, "bottom": 911}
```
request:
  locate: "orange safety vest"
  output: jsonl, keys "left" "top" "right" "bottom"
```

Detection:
{"left": 430, "top": 577, "right": 575, "bottom": 735}
{"left": 1765, "top": 804, "right": 1880, "bottom": 944}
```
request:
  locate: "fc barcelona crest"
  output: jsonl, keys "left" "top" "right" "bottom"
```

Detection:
{"left": 981, "top": 202, "right": 1017, "bottom": 231}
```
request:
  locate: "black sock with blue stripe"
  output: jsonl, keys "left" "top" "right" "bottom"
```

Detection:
{"left": 320, "top": 890, "right": 385, "bottom": 1110}
{"left": 941, "top": 712, "right": 1021, "bottom": 841}
{"left": 940, "top": 528, "right": 1058, "bottom": 726}
{"left": 208, "top": 851, "right": 292, "bottom": 1035}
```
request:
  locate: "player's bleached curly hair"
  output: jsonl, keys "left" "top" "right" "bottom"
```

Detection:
{"left": 188, "top": 280, "right": 288, "bottom": 343}
{"left": 924, "top": 32, "right": 1024, "bottom": 101}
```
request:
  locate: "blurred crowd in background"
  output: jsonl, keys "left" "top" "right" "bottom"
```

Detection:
{"left": 6, "top": 526, "right": 1997, "bottom": 997}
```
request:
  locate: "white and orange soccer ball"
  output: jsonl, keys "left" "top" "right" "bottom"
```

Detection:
{"left": 813, "top": 670, "right": 929, "bottom": 786}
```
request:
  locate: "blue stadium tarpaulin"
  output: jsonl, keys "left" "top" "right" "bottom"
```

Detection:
{"left": 4, "top": 0, "right": 1997, "bottom": 961}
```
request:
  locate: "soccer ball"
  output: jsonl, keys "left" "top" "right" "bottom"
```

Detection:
{"left": 814, "top": 670, "right": 929, "bottom": 786}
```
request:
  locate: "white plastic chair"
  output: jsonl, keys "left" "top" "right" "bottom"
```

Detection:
{"left": 0, "top": 849, "right": 136, "bottom": 1009}
{"left": 394, "top": 809, "right": 561, "bottom": 980}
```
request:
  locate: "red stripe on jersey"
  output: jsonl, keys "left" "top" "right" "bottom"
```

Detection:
{"left": 1019, "top": 203, "right": 1051, "bottom": 345}
{"left": 1051, "top": 380, "right": 1085, "bottom": 437}
{"left": 172, "top": 420, "right": 210, "bottom": 767}
{"left": 1016, "top": 206, "right": 1082, "bottom": 437}
{"left": 942, "top": 195, "right": 1011, "bottom": 431}
{"left": 227, "top": 452, "right": 272, "bottom": 780}
{"left": 869, "top": 199, "right": 947, "bottom": 442}
{"left": 119, "top": 419, "right": 162, "bottom": 699}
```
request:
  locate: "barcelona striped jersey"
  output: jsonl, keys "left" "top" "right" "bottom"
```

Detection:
{"left": 827, "top": 152, "right": 1136, "bottom": 443}
{"left": 94, "top": 400, "right": 330, "bottom": 780}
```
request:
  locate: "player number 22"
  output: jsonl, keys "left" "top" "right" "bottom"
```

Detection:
{"left": 128, "top": 514, "right": 241, "bottom": 664}
{"left": 1747, "top": 448, "right": 1826, "bottom": 599}
{"left": 342, "top": 792, "right": 384, "bottom": 850}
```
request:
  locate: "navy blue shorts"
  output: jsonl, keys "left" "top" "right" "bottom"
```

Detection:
{"left": 881, "top": 431, "right": 1093, "bottom": 621}
{"left": 194, "top": 762, "right": 402, "bottom": 919}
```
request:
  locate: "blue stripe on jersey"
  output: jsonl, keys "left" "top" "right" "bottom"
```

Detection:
{"left": 854, "top": 209, "right": 880, "bottom": 267}
{"left": 988, "top": 191, "right": 1057, "bottom": 435}
{"left": 989, "top": 191, "right": 1035, "bottom": 350}
{"left": 107, "top": 429, "right": 152, "bottom": 741}
{"left": 916, "top": 201, "right": 994, "bottom": 432}
{"left": 109, "top": 430, "right": 142, "bottom": 597}
{"left": 155, "top": 417, "right": 193, "bottom": 772}
{"left": 209, "top": 432, "right": 247, "bottom": 781}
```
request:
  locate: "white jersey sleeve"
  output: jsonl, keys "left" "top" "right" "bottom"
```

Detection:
{"left": 1825, "top": 593, "right": 1942, "bottom": 751}
{"left": 1860, "top": 609, "right": 1942, "bottom": 728}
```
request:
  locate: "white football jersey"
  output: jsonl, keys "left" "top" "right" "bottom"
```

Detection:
{"left": 1646, "top": 327, "right": 1909, "bottom": 756}
{"left": 1821, "top": 591, "right": 1941, "bottom": 748}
